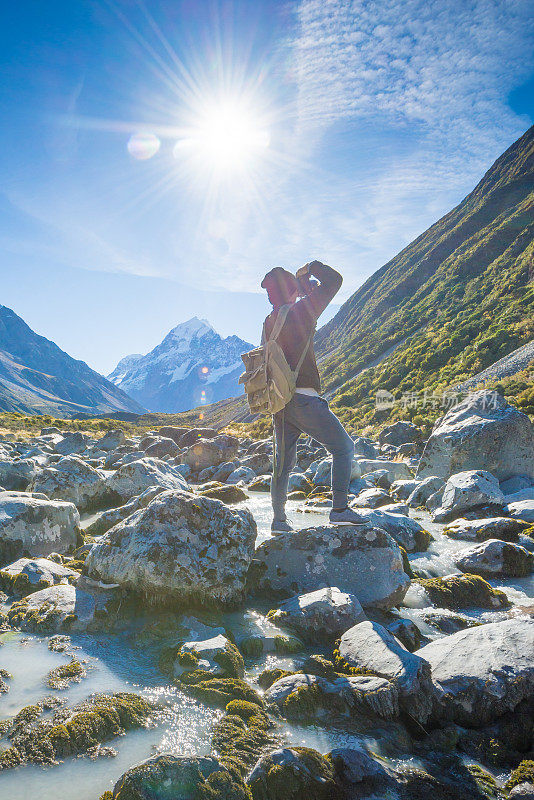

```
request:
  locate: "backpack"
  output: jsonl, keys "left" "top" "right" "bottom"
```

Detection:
{"left": 239, "top": 304, "right": 315, "bottom": 415}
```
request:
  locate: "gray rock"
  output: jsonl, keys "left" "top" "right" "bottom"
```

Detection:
{"left": 85, "top": 489, "right": 256, "bottom": 604}
{"left": 173, "top": 634, "right": 244, "bottom": 678}
{"left": 96, "top": 429, "right": 127, "bottom": 451}
{"left": 8, "top": 583, "right": 105, "bottom": 631}
{"left": 507, "top": 499, "right": 534, "bottom": 523}
{"left": 390, "top": 479, "right": 420, "bottom": 500}
{"left": 0, "top": 458, "right": 38, "bottom": 491}
{"left": 379, "top": 421, "right": 422, "bottom": 446}
{"left": 156, "top": 425, "right": 188, "bottom": 444}
{"left": 353, "top": 487, "right": 392, "bottom": 508}
{"left": 227, "top": 466, "right": 256, "bottom": 484}
{"left": 357, "top": 459, "right": 413, "bottom": 482}
{"left": 0, "top": 557, "right": 79, "bottom": 593}
{"left": 252, "top": 524, "right": 410, "bottom": 609}
{"left": 210, "top": 460, "right": 240, "bottom": 482}
{"left": 54, "top": 432, "right": 88, "bottom": 456}
{"left": 29, "top": 456, "right": 106, "bottom": 511}
{"left": 337, "top": 620, "right": 433, "bottom": 723}
{"left": 85, "top": 486, "right": 165, "bottom": 536}
{"left": 112, "top": 754, "right": 226, "bottom": 799}
{"left": 0, "top": 494, "right": 80, "bottom": 564}
{"left": 509, "top": 784, "right": 534, "bottom": 799}
{"left": 407, "top": 476, "right": 445, "bottom": 507}
{"left": 179, "top": 428, "right": 218, "bottom": 447}
{"left": 353, "top": 437, "right": 377, "bottom": 458}
{"left": 418, "top": 618, "right": 534, "bottom": 726}
{"left": 350, "top": 508, "right": 431, "bottom": 552}
{"left": 432, "top": 470, "right": 505, "bottom": 522}
{"left": 500, "top": 475, "right": 533, "bottom": 495}
{"left": 144, "top": 437, "right": 181, "bottom": 459}
{"left": 453, "top": 538, "right": 533, "bottom": 577}
{"left": 184, "top": 435, "right": 238, "bottom": 471}
{"left": 331, "top": 745, "right": 396, "bottom": 794}
{"left": 267, "top": 587, "right": 366, "bottom": 642}
{"left": 417, "top": 390, "right": 534, "bottom": 482}
{"left": 103, "top": 457, "right": 189, "bottom": 503}
{"left": 443, "top": 516, "right": 526, "bottom": 542}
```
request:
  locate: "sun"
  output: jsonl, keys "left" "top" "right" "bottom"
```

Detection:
{"left": 180, "top": 98, "right": 270, "bottom": 173}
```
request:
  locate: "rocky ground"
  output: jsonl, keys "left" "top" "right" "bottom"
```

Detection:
{"left": 0, "top": 389, "right": 534, "bottom": 800}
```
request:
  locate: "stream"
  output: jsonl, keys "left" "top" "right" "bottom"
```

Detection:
{"left": 1, "top": 492, "right": 533, "bottom": 799}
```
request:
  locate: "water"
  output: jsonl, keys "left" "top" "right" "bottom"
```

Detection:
{"left": 2, "top": 493, "right": 533, "bottom": 798}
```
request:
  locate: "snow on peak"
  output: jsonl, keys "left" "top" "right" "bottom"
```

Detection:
{"left": 168, "top": 317, "right": 215, "bottom": 342}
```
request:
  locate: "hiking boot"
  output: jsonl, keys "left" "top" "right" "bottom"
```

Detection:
{"left": 329, "top": 507, "right": 366, "bottom": 525}
{"left": 271, "top": 518, "right": 294, "bottom": 535}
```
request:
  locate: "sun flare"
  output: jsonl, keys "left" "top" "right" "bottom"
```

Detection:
{"left": 181, "top": 99, "right": 270, "bottom": 173}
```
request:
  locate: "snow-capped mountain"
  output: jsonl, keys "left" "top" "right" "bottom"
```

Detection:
{"left": 108, "top": 317, "right": 253, "bottom": 412}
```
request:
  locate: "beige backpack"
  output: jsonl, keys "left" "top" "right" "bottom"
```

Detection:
{"left": 239, "top": 304, "right": 314, "bottom": 415}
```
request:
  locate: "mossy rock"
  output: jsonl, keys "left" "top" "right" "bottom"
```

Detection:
{"left": 180, "top": 675, "right": 264, "bottom": 709}
{"left": 416, "top": 574, "right": 510, "bottom": 610}
{"left": 257, "top": 668, "right": 294, "bottom": 690}
{"left": 273, "top": 635, "right": 304, "bottom": 655}
{"left": 240, "top": 636, "right": 265, "bottom": 659}
{"left": 212, "top": 707, "right": 275, "bottom": 778}
{"left": 505, "top": 761, "right": 534, "bottom": 792}
{"left": 399, "top": 546, "right": 415, "bottom": 578}
{"left": 198, "top": 485, "right": 248, "bottom": 504}
{"left": 247, "top": 746, "right": 343, "bottom": 800}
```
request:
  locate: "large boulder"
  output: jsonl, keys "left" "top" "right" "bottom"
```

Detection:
{"left": 144, "top": 437, "right": 181, "bottom": 459}
{"left": 431, "top": 470, "right": 505, "bottom": 522}
{"left": 407, "top": 476, "right": 444, "bottom": 508}
{"left": 0, "top": 458, "right": 38, "bottom": 491}
{"left": 111, "top": 755, "right": 239, "bottom": 800}
{"left": 336, "top": 620, "right": 433, "bottom": 724}
{"left": 379, "top": 421, "right": 422, "bottom": 447}
{"left": 54, "top": 431, "right": 88, "bottom": 456}
{"left": 417, "top": 390, "right": 534, "bottom": 482}
{"left": 356, "top": 459, "right": 413, "bottom": 482}
{"left": 453, "top": 539, "right": 533, "bottom": 578}
{"left": 179, "top": 428, "right": 218, "bottom": 447}
{"left": 85, "top": 486, "right": 165, "bottom": 536}
{"left": 418, "top": 618, "right": 534, "bottom": 727}
{"left": 85, "top": 489, "right": 257, "bottom": 604}
{"left": 0, "top": 494, "right": 81, "bottom": 565}
{"left": 103, "top": 458, "right": 189, "bottom": 503}
{"left": 267, "top": 587, "right": 366, "bottom": 642}
{"left": 155, "top": 425, "right": 188, "bottom": 444}
{"left": 248, "top": 748, "right": 342, "bottom": 800}
{"left": 0, "top": 557, "right": 79, "bottom": 595}
{"left": 443, "top": 516, "right": 527, "bottom": 542}
{"left": 350, "top": 508, "right": 431, "bottom": 552}
{"left": 251, "top": 524, "right": 410, "bottom": 609}
{"left": 185, "top": 436, "right": 239, "bottom": 472}
{"left": 96, "top": 429, "right": 127, "bottom": 451}
{"left": 29, "top": 456, "right": 106, "bottom": 510}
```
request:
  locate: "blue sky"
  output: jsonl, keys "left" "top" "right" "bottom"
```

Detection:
{"left": 1, "top": 0, "right": 533, "bottom": 375}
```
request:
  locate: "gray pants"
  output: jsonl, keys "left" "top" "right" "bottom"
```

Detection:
{"left": 272, "top": 394, "right": 354, "bottom": 520}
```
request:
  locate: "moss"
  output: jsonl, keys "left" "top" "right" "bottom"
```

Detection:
{"left": 505, "top": 760, "right": 534, "bottom": 792}
{"left": 273, "top": 635, "right": 304, "bottom": 655}
{"left": 0, "top": 668, "right": 12, "bottom": 694}
{"left": 99, "top": 793, "right": 113, "bottom": 800}
{"left": 211, "top": 707, "right": 275, "bottom": 778}
{"left": 225, "top": 700, "right": 264, "bottom": 721}
{"left": 466, "top": 765, "right": 500, "bottom": 799}
{"left": 178, "top": 650, "right": 200, "bottom": 669}
{"left": 416, "top": 574, "right": 510, "bottom": 610}
{"left": 414, "top": 529, "right": 433, "bottom": 552}
{"left": 281, "top": 683, "right": 326, "bottom": 720}
{"left": 214, "top": 643, "right": 245, "bottom": 679}
{"left": 399, "top": 546, "right": 415, "bottom": 578}
{"left": 46, "top": 660, "right": 86, "bottom": 690}
{"left": 257, "top": 668, "right": 294, "bottom": 690}
{"left": 332, "top": 643, "right": 377, "bottom": 677}
{"left": 300, "top": 655, "right": 338, "bottom": 680}
{"left": 247, "top": 746, "right": 343, "bottom": 800}
{"left": 240, "top": 636, "right": 265, "bottom": 659}
{"left": 182, "top": 677, "right": 264, "bottom": 709}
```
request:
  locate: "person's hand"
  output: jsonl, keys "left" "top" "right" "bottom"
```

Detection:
{"left": 296, "top": 263, "right": 311, "bottom": 280}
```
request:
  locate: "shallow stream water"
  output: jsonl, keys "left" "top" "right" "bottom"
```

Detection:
{"left": 1, "top": 492, "right": 533, "bottom": 799}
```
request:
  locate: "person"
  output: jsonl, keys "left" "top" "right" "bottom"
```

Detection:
{"left": 261, "top": 260, "right": 364, "bottom": 533}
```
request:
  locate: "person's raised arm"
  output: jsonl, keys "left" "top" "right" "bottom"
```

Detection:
{"left": 296, "top": 260, "right": 342, "bottom": 319}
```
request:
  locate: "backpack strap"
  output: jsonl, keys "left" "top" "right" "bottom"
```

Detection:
{"left": 293, "top": 327, "right": 315, "bottom": 378}
{"left": 264, "top": 304, "right": 292, "bottom": 345}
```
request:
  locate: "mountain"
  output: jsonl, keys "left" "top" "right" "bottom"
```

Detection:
{"left": 173, "top": 126, "right": 534, "bottom": 432}
{"left": 314, "top": 125, "right": 534, "bottom": 426}
{"left": 108, "top": 317, "right": 253, "bottom": 413}
{"left": 0, "top": 305, "right": 145, "bottom": 417}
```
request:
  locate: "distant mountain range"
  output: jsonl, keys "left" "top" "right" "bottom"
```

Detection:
{"left": 0, "top": 305, "right": 145, "bottom": 417}
{"left": 108, "top": 317, "right": 253, "bottom": 413}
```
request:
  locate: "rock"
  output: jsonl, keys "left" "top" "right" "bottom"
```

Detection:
{"left": 0, "top": 557, "right": 79, "bottom": 595}
{"left": 248, "top": 475, "right": 271, "bottom": 492}
{"left": 267, "top": 587, "right": 366, "bottom": 642}
{"left": 418, "top": 618, "right": 534, "bottom": 726}
{"left": 265, "top": 672, "right": 400, "bottom": 721}
{"left": 0, "top": 458, "right": 38, "bottom": 491}
{"left": 406, "top": 477, "right": 445, "bottom": 508}
{"left": 421, "top": 608, "right": 479, "bottom": 635}
{"left": 156, "top": 425, "right": 188, "bottom": 443}
{"left": 509, "top": 784, "right": 534, "bottom": 799}
{"left": 391, "top": 479, "right": 420, "bottom": 500}
{"left": 357, "top": 459, "right": 413, "bottom": 482}
{"left": 241, "top": 453, "right": 273, "bottom": 474}
{"left": 247, "top": 747, "right": 343, "bottom": 800}
{"left": 210, "top": 460, "right": 240, "bottom": 482}
{"left": 353, "top": 437, "right": 377, "bottom": 458}
{"left": 386, "top": 617, "right": 422, "bottom": 652}
{"left": 350, "top": 508, "right": 431, "bottom": 552}
{"left": 443, "top": 516, "right": 526, "bottom": 542}
{"left": 311, "top": 457, "right": 333, "bottom": 486}
{"left": 185, "top": 436, "right": 239, "bottom": 472}
{"left": 417, "top": 390, "right": 534, "bottom": 482}
{"left": 40, "top": 426, "right": 62, "bottom": 435}
{"left": 507, "top": 499, "right": 534, "bottom": 523}
{"left": 331, "top": 745, "right": 396, "bottom": 796}
{"left": 85, "top": 489, "right": 257, "bottom": 604}
{"left": 227, "top": 466, "right": 256, "bottom": 484}
{"left": 412, "top": 574, "right": 509, "bottom": 610}
{"left": 379, "top": 421, "right": 422, "bottom": 447}
{"left": 54, "top": 432, "right": 88, "bottom": 456}
{"left": 173, "top": 634, "right": 244, "bottom": 678}
{"left": 96, "top": 429, "right": 127, "bottom": 451}
{"left": 29, "top": 456, "right": 106, "bottom": 511}
{"left": 179, "top": 428, "right": 218, "bottom": 447}
{"left": 111, "top": 755, "right": 236, "bottom": 800}
{"left": 336, "top": 620, "right": 433, "bottom": 723}
{"left": 144, "top": 437, "right": 181, "bottom": 459}
{"left": 197, "top": 483, "right": 247, "bottom": 503}
{"left": 353, "top": 487, "right": 392, "bottom": 508}
{"left": 103, "top": 457, "right": 189, "bottom": 503}
{"left": 7, "top": 583, "right": 107, "bottom": 632}
{"left": 431, "top": 470, "right": 505, "bottom": 522}
{"left": 85, "top": 486, "right": 165, "bottom": 536}
{"left": 0, "top": 494, "right": 81, "bottom": 565}
{"left": 287, "top": 471, "right": 313, "bottom": 493}
{"left": 506, "top": 488, "right": 534, "bottom": 503}
{"left": 453, "top": 539, "right": 533, "bottom": 578}
{"left": 252, "top": 524, "right": 410, "bottom": 609}
{"left": 501, "top": 475, "right": 533, "bottom": 495}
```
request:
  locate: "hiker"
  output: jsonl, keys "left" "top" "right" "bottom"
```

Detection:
{"left": 260, "top": 261, "right": 363, "bottom": 533}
